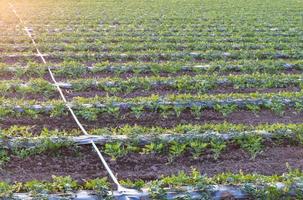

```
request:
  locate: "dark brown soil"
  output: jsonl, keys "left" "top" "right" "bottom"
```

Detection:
{"left": 0, "top": 109, "right": 302, "bottom": 134}
{"left": 1, "top": 144, "right": 302, "bottom": 183}
{"left": 2, "top": 93, "right": 59, "bottom": 101}
{"left": 0, "top": 55, "right": 41, "bottom": 64}
{"left": 0, "top": 73, "right": 53, "bottom": 82}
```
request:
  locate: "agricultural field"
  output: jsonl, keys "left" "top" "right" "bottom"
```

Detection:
{"left": 0, "top": 0, "right": 303, "bottom": 199}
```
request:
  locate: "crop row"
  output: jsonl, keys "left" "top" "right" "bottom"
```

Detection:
{"left": 2, "top": 123, "right": 303, "bottom": 161}
{"left": 2, "top": 40, "right": 303, "bottom": 56}
{"left": 4, "top": 14, "right": 301, "bottom": 26}
{"left": 54, "top": 73, "right": 303, "bottom": 94}
{"left": 1, "top": 50, "right": 302, "bottom": 64}
{"left": 3, "top": 29, "right": 301, "bottom": 43}
{"left": 2, "top": 122, "right": 302, "bottom": 138}
{"left": 2, "top": 27, "right": 302, "bottom": 42}
{"left": 33, "top": 28, "right": 303, "bottom": 37}
{"left": 1, "top": 170, "right": 303, "bottom": 199}
{"left": 8, "top": 16, "right": 302, "bottom": 27}
{"left": 33, "top": 35, "right": 303, "bottom": 46}
{"left": 1, "top": 91, "right": 303, "bottom": 119}
{"left": 2, "top": 36, "right": 303, "bottom": 55}
{"left": 1, "top": 73, "right": 302, "bottom": 97}
{"left": 32, "top": 32, "right": 303, "bottom": 42}
{"left": 1, "top": 60, "right": 302, "bottom": 79}
{"left": 3, "top": 41, "right": 303, "bottom": 54}
{"left": 0, "top": 132, "right": 300, "bottom": 167}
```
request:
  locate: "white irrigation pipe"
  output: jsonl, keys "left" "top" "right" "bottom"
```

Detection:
{"left": 8, "top": 2, "right": 139, "bottom": 195}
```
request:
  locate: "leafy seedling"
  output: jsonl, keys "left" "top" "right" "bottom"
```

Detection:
{"left": 104, "top": 142, "right": 126, "bottom": 160}
{"left": 143, "top": 142, "right": 165, "bottom": 154}
{"left": 168, "top": 141, "right": 187, "bottom": 162}
{"left": 190, "top": 140, "right": 208, "bottom": 159}
{"left": 237, "top": 135, "right": 263, "bottom": 160}
{"left": 214, "top": 104, "right": 237, "bottom": 117}
{"left": 210, "top": 140, "right": 226, "bottom": 160}
{"left": 130, "top": 105, "right": 144, "bottom": 119}
{"left": 190, "top": 105, "right": 203, "bottom": 119}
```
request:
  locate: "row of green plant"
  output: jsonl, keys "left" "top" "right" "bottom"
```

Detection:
{"left": 101, "top": 137, "right": 258, "bottom": 161}
{"left": 30, "top": 40, "right": 303, "bottom": 53}
{"left": 0, "top": 175, "right": 111, "bottom": 199}
{"left": 0, "top": 137, "right": 246, "bottom": 164}
{"left": 0, "top": 138, "right": 74, "bottom": 166}
{"left": 35, "top": 33, "right": 303, "bottom": 44}
{"left": 5, "top": 23, "right": 301, "bottom": 41}
{"left": 6, "top": 49, "right": 302, "bottom": 63}
{"left": 1, "top": 122, "right": 302, "bottom": 162}
{"left": 71, "top": 91, "right": 303, "bottom": 119}
{"left": 26, "top": 23, "right": 302, "bottom": 36}
{"left": 2, "top": 126, "right": 303, "bottom": 162}
{"left": 1, "top": 60, "right": 302, "bottom": 79}
{"left": 1, "top": 49, "right": 302, "bottom": 64}
{"left": 4, "top": 38, "right": 303, "bottom": 53}
{"left": 2, "top": 122, "right": 303, "bottom": 138}
{"left": 1, "top": 168, "right": 303, "bottom": 199}
{"left": 1, "top": 90, "right": 303, "bottom": 119}
{"left": 0, "top": 79, "right": 56, "bottom": 97}
{"left": 146, "top": 167, "right": 303, "bottom": 199}
{"left": 63, "top": 72, "right": 303, "bottom": 94}
{"left": 1, "top": 72, "right": 302, "bottom": 96}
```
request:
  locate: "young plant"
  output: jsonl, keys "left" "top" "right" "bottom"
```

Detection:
{"left": 24, "top": 180, "right": 49, "bottom": 198}
{"left": 23, "top": 108, "right": 39, "bottom": 119}
{"left": 30, "top": 79, "right": 56, "bottom": 97}
{"left": 3, "top": 125, "right": 32, "bottom": 137}
{"left": 158, "top": 104, "right": 173, "bottom": 119}
{"left": 237, "top": 135, "right": 263, "bottom": 160}
{"left": 173, "top": 106, "right": 185, "bottom": 118}
{"left": 0, "top": 107, "right": 13, "bottom": 118}
{"left": 246, "top": 103, "right": 260, "bottom": 116}
{"left": 210, "top": 139, "right": 226, "bottom": 160}
{"left": 106, "top": 106, "right": 120, "bottom": 119}
{"left": 103, "top": 142, "right": 126, "bottom": 160}
{"left": 51, "top": 176, "right": 78, "bottom": 193}
{"left": 12, "top": 139, "right": 73, "bottom": 159}
{"left": 130, "top": 105, "right": 144, "bottom": 119}
{"left": 77, "top": 107, "right": 99, "bottom": 121}
{"left": 169, "top": 141, "right": 187, "bottom": 162}
{"left": 143, "top": 142, "right": 165, "bottom": 154}
{"left": 85, "top": 178, "right": 112, "bottom": 199}
{"left": 0, "top": 182, "right": 13, "bottom": 198}
{"left": 190, "top": 140, "right": 208, "bottom": 159}
{"left": 214, "top": 104, "right": 237, "bottom": 117}
{"left": 269, "top": 100, "right": 285, "bottom": 116}
{"left": 190, "top": 105, "right": 203, "bottom": 119}
{"left": 120, "top": 179, "right": 145, "bottom": 190}
{"left": 294, "top": 102, "right": 303, "bottom": 113}
{"left": 50, "top": 103, "right": 67, "bottom": 118}
{"left": 296, "top": 132, "right": 303, "bottom": 145}
{"left": 0, "top": 148, "right": 9, "bottom": 166}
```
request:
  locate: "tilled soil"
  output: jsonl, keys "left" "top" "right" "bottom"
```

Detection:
{"left": 1, "top": 144, "right": 303, "bottom": 184}
{"left": 1, "top": 109, "right": 303, "bottom": 134}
